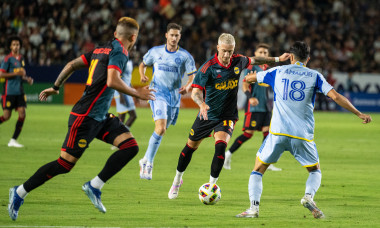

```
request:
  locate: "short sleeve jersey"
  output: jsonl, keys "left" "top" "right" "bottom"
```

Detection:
{"left": 114, "top": 60, "right": 133, "bottom": 98}
{"left": 0, "top": 54, "right": 25, "bottom": 95}
{"left": 243, "top": 64, "right": 272, "bottom": 112}
{"left": 256, "top": 62, "right": 333, "bottom": 141}
{"left": 71, "top": 39, "right": 129, "bottom": 122}
{"left": 192, "top": 53, "right": 251, "bottom": 121}
{"left": 143, "top": 45, "right": 197, "bottom": 107}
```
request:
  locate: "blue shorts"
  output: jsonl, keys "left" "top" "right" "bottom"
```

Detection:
{"left": 256, "top": 133, "right": 319, "bottom": 167}
{"left": 114, "top": 91, "right": 135, "bottom": 114}
{"left": 149, "top": 99, "right": 179, "bottom": 128}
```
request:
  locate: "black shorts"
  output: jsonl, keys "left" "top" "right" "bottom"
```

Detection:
{"left": 1, "top": 94, "right": 27, "bottom": 110}
{"left": 62, "top": 113, "right": 130, "bottom": 158}
{"left": 188, "top": 116, "right": 236, "bottom": 141}
{"left": 242, "top": 111, "right": 271, "bottom": 131}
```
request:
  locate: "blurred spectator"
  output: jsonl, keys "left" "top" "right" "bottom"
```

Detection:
{"left": 0, "top": 0, "right": 378, "bottom": 73}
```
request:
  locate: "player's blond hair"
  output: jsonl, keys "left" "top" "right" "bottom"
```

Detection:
{"left": 116, "top": 17, "right": 139, "bottom": 38}
{"left": 218, "top": 33, "right": 235, "bottom": 46}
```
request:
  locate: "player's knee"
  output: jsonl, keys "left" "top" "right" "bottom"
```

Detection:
{"left": 2, "top": 114, "right": 11, "bottom": 121}
{"left": 49, "top": 157, "right": 75, "bottom": 177}
{"left": 155, "top": 127, "right": 166, "bottom": 136}
{"left": 118, "top": 138, "right": 139, "bottom": 157}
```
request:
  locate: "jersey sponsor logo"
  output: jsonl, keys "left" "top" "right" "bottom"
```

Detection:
{"left": 13, "top": 67, "right": 23, "bottom": 73}
{"left": 175, "top": 57, "right": 181, "bottom": 64}
{"left": 234, "top": 67, "right": 240, "bottom": 74}
{"left": 78, "top": 139, "right": 87, "bottom": 148}
{"left": 284, "top": 69, "right": 313, "bottom": 77}
{"left": 190, "top": 129, "right": 194, "bottom": 136}
{"left": 93, "top": 48, "right": 112, "bottom": 55}
{"left": 158, "top": 64, "right": 178, "bottom": 73}
{"left": 215, "top": 79, "right": 238, "bottom": 90}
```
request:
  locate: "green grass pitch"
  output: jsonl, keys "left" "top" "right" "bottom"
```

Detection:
{"left": 0, "top": 104, "right": 379, "bottom": 227}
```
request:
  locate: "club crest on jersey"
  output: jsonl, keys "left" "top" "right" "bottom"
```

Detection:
{"left": 175, "top": 57, "right": 181, "bottom": 64}
{"left": 215, "top": 79, "right": 238, "bottom": 90}
{"left": 78, "top": 139, "right": 87, "bottom": 148}
{"left": 234, "top": 67, "right": 240, "bottom": 74}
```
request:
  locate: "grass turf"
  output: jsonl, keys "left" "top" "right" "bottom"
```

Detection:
{"left": 0, "top": 104, "right": 379, "bottom": 227}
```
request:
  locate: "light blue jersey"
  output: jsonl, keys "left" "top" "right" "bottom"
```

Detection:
{"left": 257, "top": 62, "right": 333, "bottom": 141}
{"left": 114, "top": 60, "right": 135, "bottom": 113}
{"left": 143, "top": 45, "right": 197, "bottom": 107}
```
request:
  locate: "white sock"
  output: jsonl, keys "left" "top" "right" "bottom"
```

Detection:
{"left": 249, "top": 171, "right": 263, "bottom": 208}
{"left": 173, "top": 170, "right": 184, "bottom": 185}
{"left": 225, "top": 150, "right": 232, "bottom": 158}
{"left": 209, "top": 176, "right": 218, "bottom": 184}
{"left": 305, "top": 169, "right": 321, "bottom": 198}
{"left": 16, "top": 185, "right": 28, "bottom": 199}
{"left": 141, "top": 156, "right": 148, "bottom": 163}
{"left": 90, "top": 176, "right": 105, "bottom": 190}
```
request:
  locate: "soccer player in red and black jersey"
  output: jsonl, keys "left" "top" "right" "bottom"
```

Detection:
{"left": 168, "top": 33, "right": 290, "bottom": 199}
{"left": 0, "top": 36, "right": 33, "bottom": 148}
{"left": 7, "top": 17, "right": 155, "bottom": 221}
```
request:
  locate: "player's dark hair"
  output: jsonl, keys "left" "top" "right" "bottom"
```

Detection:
{"left": 8, "top": 36, "right": 22, "bottom": 49}
{"left": 256, "top": 43, "right": 270, "bottom": 51}
{"left": 167, "top": 23, "right": 182, "bottom": 32}
{"left": 289, "top": 41, "right": 310, "bottom": 61}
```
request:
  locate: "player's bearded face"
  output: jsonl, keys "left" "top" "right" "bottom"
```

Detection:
{"left": 255, "top": 48, "right": 269, "bottom": 57}
{"left": 166, "top": 29, "right": 181, "bottom": 47}
{"left": 217, "top": 43, "right": 235, "bottom": 65}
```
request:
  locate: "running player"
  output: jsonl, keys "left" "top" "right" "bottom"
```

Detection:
{"left": 236, "top": 41, "right": 372, "bottom": 218}
{"left": 168, "top": 33, "right": 290, "bottom": 199}
{"left": 138, "top": 23, "right": 197, "bottom": 180}
{"left": 224, "top": 43, "right": 281, "bottom": 171}
{"left": 7, "top": 17, "right": 155, "bottom": 221}
{"left": 0, "top": 36, "right": 33, "bottom": 148}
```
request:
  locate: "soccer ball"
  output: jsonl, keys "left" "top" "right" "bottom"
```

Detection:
{"left": 198, "top": 183, "right": 221, "bottom": 205}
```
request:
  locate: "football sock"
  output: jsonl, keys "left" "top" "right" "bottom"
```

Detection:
{"left": 12, "top": 116, "right": 25, "bottom": 140}
{"left": 144, "top": 132, "right": 163, "bottom": 163}
{"left": 228, "top": 132, "right": 252, "bottom": 153}
{"left": 0, "top": 116, "right": 5, "bottom": 124}
{"left": 177, "top": 144, "right": 197, "bottom": 172}
{"left": 16, "top": 185, "right": 28, "bottom": 199}
{"left": 90, "top": 176, "right": 105, "bottom": 190}
{"left": 210, "top": 140, "right": 227, "bottom": 178}
{"left": 173, "top": 170, "right": 184, "bottom": 185}
{"left": 23, "top": 157, "right": 75, "bottom": 192}
{"left": 305, "top": 169, "right": 321, "bottom": 198}
{"left": 263, "top": 131, "right": 269, "bottom": 142}
{"left": 98, "top": 138, "right": 139, "bottom": 182}
{"left": 209, "top": 176, "right": 218, "bottom": 184}
{"left": 249, "top": 171, "right": 263, "bottom": 207}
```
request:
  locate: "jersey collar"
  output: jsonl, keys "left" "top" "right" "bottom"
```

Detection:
{"left": 165, "top": 44, "right": 179, "bottom": 53}
{"left": 214, "top": 53, "right": 231, "bottom": 69}
{"left": 295, "top": 61, "right": 306, "bottom": 67}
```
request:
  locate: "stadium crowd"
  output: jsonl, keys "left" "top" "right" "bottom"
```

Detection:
{"left": 0, "top": 0, "right": 379, "bottom": 73}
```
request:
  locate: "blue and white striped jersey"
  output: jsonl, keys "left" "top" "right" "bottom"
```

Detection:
{"left": 143, "top": 45, "right": 197, "bottom": 107}
{"left": 256, "top": 62, "right": 333, "bottom": 141}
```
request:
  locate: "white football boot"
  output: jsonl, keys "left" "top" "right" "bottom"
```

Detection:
{"left": 236, "top": 205, "right": 259, "bottom": 218}
{"left": 8, "top": 139, "right": 24, "bottom": 148}
{"left": 168, "top": 179, "right": 183, "bottom": 199}
{"left": 301, "top": 194, "right": 325, "bottom": 219}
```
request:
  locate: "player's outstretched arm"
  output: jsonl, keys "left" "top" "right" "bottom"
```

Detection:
{"left": 0, "top": 68, "right": 25, "bottom": 78}
{"left": 249, "top": 53, "right": 291, "bottom": 65}
{"left": 107, "top": 68, "right": 155, "bottom": 101}
{"left": 139, "top": 62, "right": 149, "bottom": 83}
{"left": 327, "top": 89, "right": 372, "bottom": 124}
{"left": 39, "top": 56, "right": 86, "bottom": 101}
{"left": 191, "top": 88, "right": 209, "bottom": 120}
{"left": 179, "top": 75, "right": 194, "bottom": 95}
{"left": 244, "top": 71, "right": 257, "bottom": 84}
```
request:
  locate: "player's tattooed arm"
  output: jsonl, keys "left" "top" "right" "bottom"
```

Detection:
{"left": 192, "top": 88, "right": 209, "bottom": 120}
{"left": 54, "top": 57, "right": 87, "bottom": 87}
{"left": 249, "top": 53, "right": 291, "bottom": 65}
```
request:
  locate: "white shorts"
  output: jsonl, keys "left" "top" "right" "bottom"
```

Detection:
{"left": 149, "top": 99, "right": 179, "bottom": 128}
{"left": 114, "top": 91, "right": 136, "bottom": 114}
{"left": 257, "top": 133, "right": 319, "bottom": 167}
